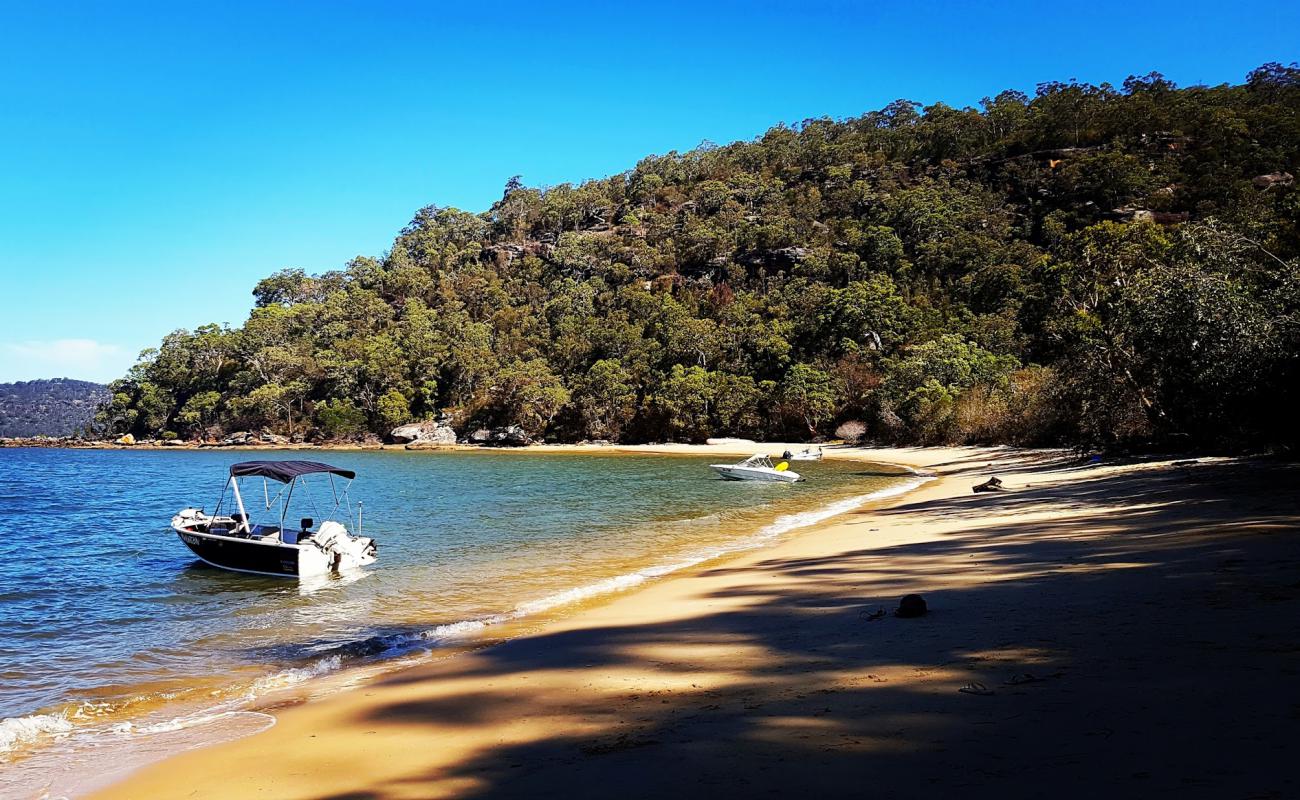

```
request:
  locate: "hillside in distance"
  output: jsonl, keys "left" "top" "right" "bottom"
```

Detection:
{"left": 100, "top": 64, "right": 1300, "bottom": 449}
{"left": 0, "top": 379, "right": 109, "bottom": 438}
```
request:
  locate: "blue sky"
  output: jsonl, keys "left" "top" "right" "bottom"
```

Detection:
{"left": 1, "top": 1, "right": 1296, "bottom": 383}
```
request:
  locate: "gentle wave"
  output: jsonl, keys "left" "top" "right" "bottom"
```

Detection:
{"left": 130, "top": 710, "right": 276, "bottom": 737}
{"left": 247, "top": 655, "right": 343, "bottom": 696}
{"left": 0, "top": 712, "right": 73, "bottom": 754}
{"left": 339, "top": 471, "right": 933, "bottom": 657}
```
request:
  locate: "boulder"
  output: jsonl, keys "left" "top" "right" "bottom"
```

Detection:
{"left": 1252, "top": 171, "right": 1294, "bottom": 190}
{"left": 405, "top": 439, "right": 446, "bottom": 450}
{"left": 260, "top": 432, "right": 290, "bottom": 445}
{"left": 221, "top": 431, "right": 254, "bottom": 446}
{"left": 115, "top": 433, "right": 136, "bottom": 445}
{"left": 895, "top": 594, "right": 928, "bottom": 618}
{"left": 493, "top": 425, "right": 532, "bottom": 446}
{"left": 390, "top": 420, "right": 457, "bottom": 445}
{"left": 464, "top": 426, "right": 532, "bottom": 446}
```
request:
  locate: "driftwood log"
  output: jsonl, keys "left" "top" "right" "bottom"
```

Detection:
{"left": 972, "top": 476, "right": 1004, "bottom": 493}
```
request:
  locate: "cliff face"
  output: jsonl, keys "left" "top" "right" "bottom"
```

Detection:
{"left": 0, "top": 378, "right": 109, "bottom": 438}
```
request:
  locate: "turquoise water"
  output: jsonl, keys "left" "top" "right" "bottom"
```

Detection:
{"left": 0, "top": 447, "right": 915, "bottom": 788}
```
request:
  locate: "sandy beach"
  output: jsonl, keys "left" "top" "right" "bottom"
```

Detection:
{"left": 83, "top": 443, "right": 1300, "bottom": 799}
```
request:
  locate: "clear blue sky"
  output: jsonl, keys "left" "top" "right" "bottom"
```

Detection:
{"left": 1, "top": 1, "right": 1296, "bottom": 383}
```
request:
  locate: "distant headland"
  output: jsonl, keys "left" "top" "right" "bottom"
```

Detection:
{"left": 0, "top": 378, "right": 108, "bottom": 438}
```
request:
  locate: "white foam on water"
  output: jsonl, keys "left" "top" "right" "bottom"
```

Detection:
{"left": 135, "top": 710, "right": 276, "bottom": 736}
{"left": 0, "top": 711, "right": 278, "bottom": 800}
{"left": 424, "top": 471, "right": 935, "bottom": 636}
{"left": 349, "top": 475, "right": 930, "bottom": 658}
{"left": 247, "top": 654, "right": 343, "bottom": 696}
{"left": 0, "top": 712, "right": 73, "bottom": 755}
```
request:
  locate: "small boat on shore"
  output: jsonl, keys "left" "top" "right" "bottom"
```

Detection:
{"left": 170, "top": 460, "right": 377, "bottom": 578}
{"left": 783, "top": 446, "right": 824, "bottom": 461}
{"left": 709, "top": 454, "right": 803, "bottom": 483}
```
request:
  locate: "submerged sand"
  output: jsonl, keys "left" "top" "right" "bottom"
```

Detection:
{"left": 84, "top": 444, "right": 1300, "bottom": 799}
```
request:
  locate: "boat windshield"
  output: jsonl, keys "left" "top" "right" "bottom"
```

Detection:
{"left": 740, "top": 454, "right": 775, "bottom": 468}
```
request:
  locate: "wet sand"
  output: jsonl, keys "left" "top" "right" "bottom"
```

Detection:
{"left": 86, "top": 444, "right": 1300, "bottom": 799}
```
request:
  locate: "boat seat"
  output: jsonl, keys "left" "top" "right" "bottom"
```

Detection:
{"left": 256, "top": 526, "right": 282, "bottom": 542}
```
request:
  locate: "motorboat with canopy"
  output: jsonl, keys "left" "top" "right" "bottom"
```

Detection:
{"left": 709, "top": 454, "right": 803, "bottom": 483}
{"left": 170, "top": 460, "right": 378, "bottom": 578}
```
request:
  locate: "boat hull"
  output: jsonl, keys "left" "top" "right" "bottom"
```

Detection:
{"left": 710, "top": 465, "right": 802, "bottom": 483}
{"left": 174, "top": 529, "right": 304, "bottom": 577}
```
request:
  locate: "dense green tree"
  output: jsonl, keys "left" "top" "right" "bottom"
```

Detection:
{"left": 573, "top": 359, "right": 638, "bottom": 440}
{"left": 101, "top": 64, "right": 1300, "bottom": 449}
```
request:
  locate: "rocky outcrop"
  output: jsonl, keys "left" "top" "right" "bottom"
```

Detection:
{"left": 391, "top": 419, "right": 458, "bottom": 446}
{"left": 484, "top": 241, "right": 553, "bottom": 264}
{"left": 464, "top": 425, "right": 532, "bottom": 446}
{"left": 1253, "top": 172, "right": 1294, "bottom": 190}
{"left": 1111, "top": 205, "right": 1190, "bottom": 225}
{"left": 740, "top": 247, "right": 809, "bottom": 268}
{"left": 404, "top": 439, "right": 449, "bottom": 450}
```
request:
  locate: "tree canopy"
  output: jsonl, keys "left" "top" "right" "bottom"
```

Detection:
{"left": 101, "top": 64, "right": 1300, "bottom": 450}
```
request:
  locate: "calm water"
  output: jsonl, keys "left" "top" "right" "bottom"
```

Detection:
{"left": 0, "top": 447, "right": 916, "bottom": 792}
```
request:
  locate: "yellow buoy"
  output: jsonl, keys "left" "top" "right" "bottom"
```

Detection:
{"left": 775, "top": 461, "right": 789, "bottom": 471}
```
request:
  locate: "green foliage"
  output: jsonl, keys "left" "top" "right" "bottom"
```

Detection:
{"left": 574, "top": 359, "right": 637, "bottom": 440}
{"left": 177, "top": 391, "right": 221, "bottom": 435}
{"left": 316, "top": 398, "right": 368, "bottom": 439}
{"left": 779, "top": 364, "right": 839, "bottom": 434}
{"left": 101, "top": 65, "right": 1300, "bottom": 449}
{"left": 376, "top": 389, "right": 411, "bottom": 431}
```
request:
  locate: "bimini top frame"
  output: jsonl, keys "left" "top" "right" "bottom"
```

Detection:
{"left": 215, "top": 461, "right": 360, "bottom": 535}
{"left": 228, "top": 460, "right": 356, "bottom": 482}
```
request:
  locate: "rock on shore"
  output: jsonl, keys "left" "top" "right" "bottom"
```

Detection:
{"left": 391, "top": 419, "right": 458, "bottom": 447}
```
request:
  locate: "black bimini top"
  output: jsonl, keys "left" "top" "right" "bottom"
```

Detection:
{"left": 229, "top": 460, "right": 356, "bottom": 483}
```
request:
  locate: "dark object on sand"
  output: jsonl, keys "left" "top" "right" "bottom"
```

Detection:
{"left": 972, "top": 476, "right": 1004, "bottom": 493}
{"left": 895, "top": 594, "right": 928, "bottom": 618}
{"left": 959, "top": 682, "right": 995, "bottom": 696}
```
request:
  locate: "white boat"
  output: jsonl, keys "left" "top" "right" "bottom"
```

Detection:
{"left": 709, "top": 454, "right": 803, "bottom": 483}
{"left": 170, "top": 460, "right": 378, "bottom": 578}
{"left": 783, "top": 446, "right": 824, "bottom": 461}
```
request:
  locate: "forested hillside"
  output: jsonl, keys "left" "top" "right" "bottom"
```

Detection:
{"left": 100, "top": 64, "right": 1300, "bottom": 448}
{"left": 0, "top": 379, "right": 109, "bottom": 438}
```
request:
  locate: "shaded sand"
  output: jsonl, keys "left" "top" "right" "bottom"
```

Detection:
{"left": 87, "top": 445, "right": 1300, "bottom": 799}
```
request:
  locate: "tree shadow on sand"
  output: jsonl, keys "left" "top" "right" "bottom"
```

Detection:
{"left": 310, "top": 461, "right": 1300, "bottom": 800}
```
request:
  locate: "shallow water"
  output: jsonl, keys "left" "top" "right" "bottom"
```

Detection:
{"left": 0, "top": 447, "right": 916, "bottom": 793}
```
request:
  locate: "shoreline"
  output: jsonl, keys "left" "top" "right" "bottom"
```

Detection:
{"left": 3, "top": 444, "right": 919, "bottom": 796}
{"left": 61, "top": 445, "right": 1300, "bottom": 797}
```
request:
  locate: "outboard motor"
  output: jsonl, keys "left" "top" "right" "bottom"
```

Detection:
{"left": 310, "top": 521, "right": 378, "bottom": 573}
